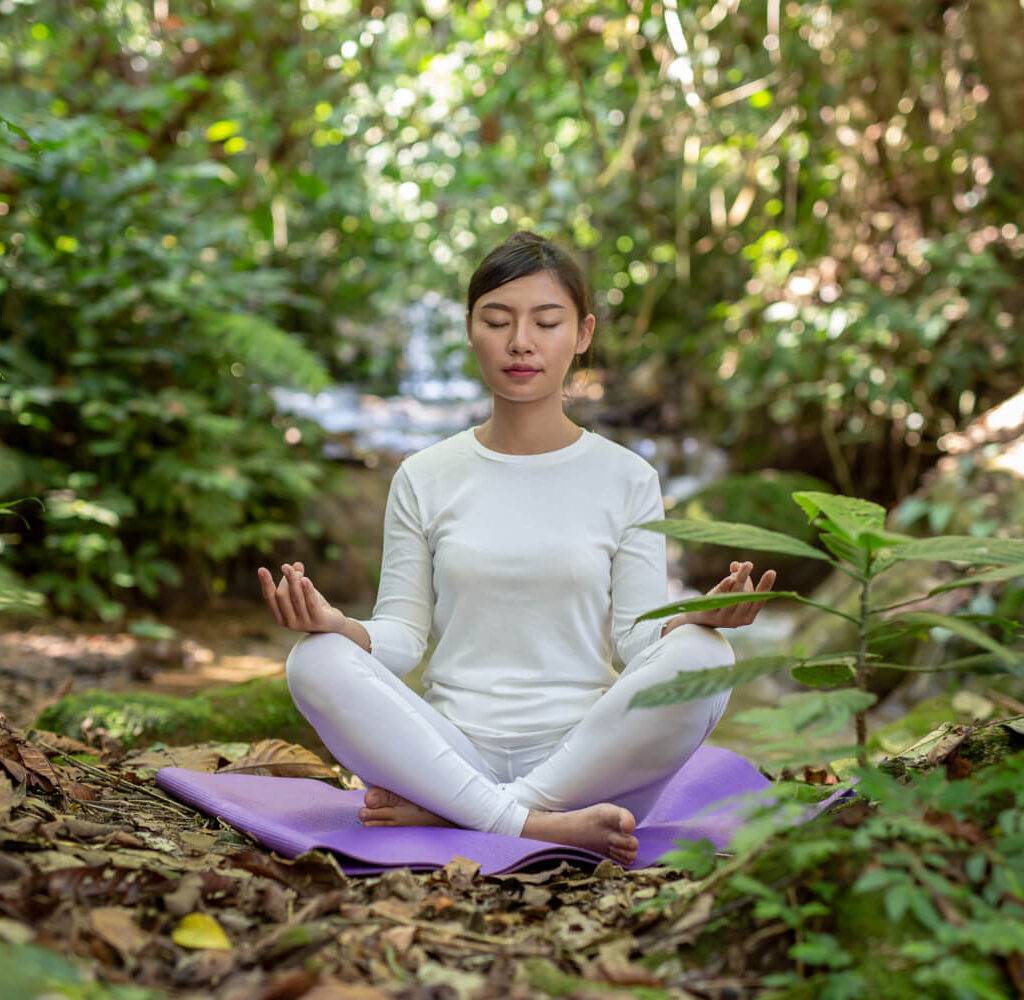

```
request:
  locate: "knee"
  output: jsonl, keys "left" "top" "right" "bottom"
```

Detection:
{"left": 285, "top": 632, "right": 364, "bottom": 702}
{"left": 662, "top": 624, "right": 736, "bottom": 673}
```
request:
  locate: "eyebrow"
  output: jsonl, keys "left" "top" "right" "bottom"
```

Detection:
{"left": 479, "top": 302, "right": 566, "bottom": 314}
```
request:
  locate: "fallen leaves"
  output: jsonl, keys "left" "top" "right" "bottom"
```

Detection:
{"left": 217, "top": 738, "right": 339, "bottom": 779}
{"left": 1, "top": 711, "right": 714, "bottom": 997}
{"left": 90, "top": 905, "right": 151, "bottom": 962}
{"left": 0, "top": 713, "right": 61, "bottom": 791}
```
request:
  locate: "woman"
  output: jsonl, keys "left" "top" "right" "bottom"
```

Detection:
{"left": 258, "top": 232, "right": 775, "bottom": 866}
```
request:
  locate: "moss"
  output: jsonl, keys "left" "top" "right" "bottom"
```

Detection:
{"left": 867, "top": 694, "right": 960, "bottom": 755}
{"left": 34, "top": 676, "right": 323, "bottom": 752}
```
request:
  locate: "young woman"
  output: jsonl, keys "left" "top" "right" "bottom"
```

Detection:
{"left": 258, "top": 232, "right": 775, "bottom": 866}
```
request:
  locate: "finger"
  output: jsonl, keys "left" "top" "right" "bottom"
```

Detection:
{"left": 282, "top": 565, "right": 308, "bottom": 626}
{"left": 277, "top": 570, "right": 303, "bottom": 629}
{"left": 276, "top": 576, "right": 297, "bottom": 628}
{"left": 756, "top": 570, "right": 776, "bottom": 592}
{"left": 707, "top": 575, "right": 733, "bottom": 594}
{"left": 301, "top": 576, "right": 321, "bottom": 621}
{"left": 257, "top": 568, "right": 285, "bottom": 627}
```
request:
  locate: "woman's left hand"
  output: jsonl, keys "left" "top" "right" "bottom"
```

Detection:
{"left": 662, "top": 561, "right": 777, "bottom": 634}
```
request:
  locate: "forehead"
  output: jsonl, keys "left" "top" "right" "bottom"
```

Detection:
{"left": 477, "top": 271, "right": 571, "bottom": 311}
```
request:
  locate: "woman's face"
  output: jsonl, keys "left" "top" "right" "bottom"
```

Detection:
{"left": 466, "top": 270, "right": 595, "bottom": 400}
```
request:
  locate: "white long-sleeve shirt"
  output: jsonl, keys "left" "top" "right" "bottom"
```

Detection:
{"left": 348, "top": 426, "right": 668, "bottom": 752}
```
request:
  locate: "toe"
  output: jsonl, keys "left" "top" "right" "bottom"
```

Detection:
{"left": 618, "top": 809, "right": 637, "bottom": 835}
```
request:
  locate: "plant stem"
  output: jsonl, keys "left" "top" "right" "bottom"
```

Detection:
{"left": 855, "top": 569, "right": 873, "bottom": 765}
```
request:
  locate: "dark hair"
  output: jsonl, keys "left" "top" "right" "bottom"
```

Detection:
{"left": 466, "top": 231, "right": 594, "bottom": 400}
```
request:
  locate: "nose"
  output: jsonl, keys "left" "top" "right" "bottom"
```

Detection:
{"left": 507, "top": 320, "right": 536, "bottom": 354}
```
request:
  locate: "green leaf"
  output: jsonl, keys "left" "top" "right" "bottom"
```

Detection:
{"left": 661, "top": 837, "right": 718, "bottom": 877}
{"left": 631, "top": 590, "right": 859, "bottom": 624}
{"left": 792, "top": 491, "right": 891, "bottom": 546}
{"left": 927, "top": 563, "right": 1024, "bottom": 595}
{"left": 789, "top": 932, "right": 852, "bottom": 969}
{"left": 883, "top": 536, "right": 1024, "bottom": 566}
{"left": 790, "top": 661, "right": 857, "bottom": 688}
{"left": 886, "top": 611, "right": 1024, "bottom": 674}
{"left": 629, "top": 655, "right": 789, "bottom": 708}
{"left": 629, "top": 653, "right": 862, "bottom": 708}
{"left": 636, "top": 517, "right": 832, "bottom": 561}
{"left": 734, "top": 689, "right": 876, "bottom": 736}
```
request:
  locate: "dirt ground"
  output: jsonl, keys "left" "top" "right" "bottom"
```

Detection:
{"left": 0, "top": 600, "right": 320, "bottom": 732}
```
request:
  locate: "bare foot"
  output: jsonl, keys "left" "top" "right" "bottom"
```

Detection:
{"left": 523, "top": 803, "right": 638, "bottom": 867}
{"left": 358, "top": 785, "right": 455, "bottom": 828}
{"left": 358, "top": 787, "right": 639, "bottom": 867}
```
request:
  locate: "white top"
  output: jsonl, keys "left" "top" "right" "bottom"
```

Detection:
{"left": 349, "top": 426, "right": 668, "bottom": 751}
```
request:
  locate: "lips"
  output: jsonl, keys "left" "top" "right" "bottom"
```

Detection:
{"left": 504, "top": 367, "right": 540, "bottom": 372}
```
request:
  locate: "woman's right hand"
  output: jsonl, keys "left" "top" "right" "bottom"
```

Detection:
{"left": 257, "top": 562, "right": 348, "bottom": 634}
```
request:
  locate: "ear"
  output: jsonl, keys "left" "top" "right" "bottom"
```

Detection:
{"left": 576, "top": 313, "right": 596, "bottom": 355}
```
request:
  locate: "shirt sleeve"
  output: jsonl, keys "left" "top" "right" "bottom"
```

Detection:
{"left": 346, "top": 463, "right": 433, "bottom": 677}
{"left": 611, "top": 467, "right": 669, "bottom": 666}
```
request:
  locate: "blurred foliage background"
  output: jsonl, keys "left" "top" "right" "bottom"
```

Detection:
{"left": 1, "top": 0, "right": 1022, "bottom": 623}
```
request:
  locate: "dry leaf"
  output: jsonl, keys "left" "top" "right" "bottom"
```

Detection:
{"left": 172, "top": 911, "right": 232, "bottom": 950}
{"left": 380, "top": 923, "right": 416, "bottom": 956}
{"left": 668, "top": 890, "right": 715, "bottom": 945}
{"left": 0, "top": 916, "right": 34, "bottom": 946}
{"left": 588, "top": 939, "right": 663, "bottom": 987}
{"left": 121, "top": 744, "right": 234, "bottom": 777}
{"left": 15, "top": 742, "right": 60, "bottom": 790}
{"left": 28, "top": 729, "right": 94, "bottom": 755}
{"left": 442, "top": 854, "right": 481, "bottom": 886}
{"left": 90, "top": 906, "right": 151, "bottom": 960}
{"left": 0, "top": 772, "right": 23, "bottom": 821}
{"left": 217, "top": 739, "right": 336, "bottom": 779}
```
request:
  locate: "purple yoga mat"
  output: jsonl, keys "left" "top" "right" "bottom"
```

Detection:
{"left": 156, "top": 744, "right": 856, "bottom": 875}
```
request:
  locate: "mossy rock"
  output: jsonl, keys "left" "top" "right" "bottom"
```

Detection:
{"left": 867, "top": 694, "right": 963, "bottom": 755}
{"left": 34, "top": 676, "right": 325, "bottom": 753}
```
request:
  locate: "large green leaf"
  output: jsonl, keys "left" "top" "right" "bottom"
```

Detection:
{"left": 637, "top": 518, "right": 831, "bottom": 562}
{"left": 883, "top": 536, "right": 1024, "bottom": 566}
{"left": 629, "top": 656, "right": 788, "bottom": 708}
{"left": 792, "top": 492, "right": 883, "bottom": 536}
{"left": 629, "top": 653, "right": 861, "bottom": 708}
{"left": 793, "top": 491, "right": 916, "bottom": 556}
{"left": 632, "top": 589, "right": 859, "bottom": 625}
{"left": 885, "top": 612, "right": 1024, "bottom": 675}
{"left": 790, "top": 660, "right": 857, "bottom": 688}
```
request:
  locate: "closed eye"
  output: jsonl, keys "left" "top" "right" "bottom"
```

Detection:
{"left": 484, "top": 322, "right": 560, "bottom": 329}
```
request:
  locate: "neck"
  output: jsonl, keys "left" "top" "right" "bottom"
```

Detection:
{"left": 476, "top": 399, "right": 580, "bottom": 455}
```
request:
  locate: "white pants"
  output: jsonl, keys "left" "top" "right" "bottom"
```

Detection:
{"left": 285, "top": 624, "right": 735, "bottom": 838}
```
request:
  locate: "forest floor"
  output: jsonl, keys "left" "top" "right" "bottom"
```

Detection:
{"left": 0, "top": 604, "right": 847, "bottom": 999}
{"left": 3, "top": 608, "right": 1021, "bottom": 998}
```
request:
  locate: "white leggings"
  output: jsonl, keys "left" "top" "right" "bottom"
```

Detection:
{"left": 285, "top": 624, "right": 735, "bottom": 838}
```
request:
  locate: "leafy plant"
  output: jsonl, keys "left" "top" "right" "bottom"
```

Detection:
{"left": 630, "top": 491, "right": 1024, "bottom": 764}
{"left": 643, "top": 743, "right": 1024, "bottom": 998}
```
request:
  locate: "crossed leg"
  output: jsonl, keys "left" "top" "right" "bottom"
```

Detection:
{"left": 502, "top": 624, "right": 735, "bottom": 819}
{"left": 284, "top": 624, "right": 734, "bottom": 864}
